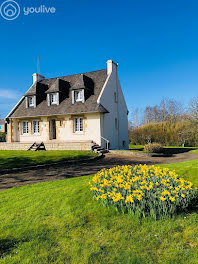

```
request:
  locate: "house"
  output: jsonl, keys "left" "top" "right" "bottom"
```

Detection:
{"left": 4, "top": 60, "right": 129, "bottom": 151}
{"left": 0, "top": 119, "right": 5, "bottom": 133}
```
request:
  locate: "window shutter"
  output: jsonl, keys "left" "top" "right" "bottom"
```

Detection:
{"left": 25, "top": 97, "right": 28, "bottom": 108}
{"left": 34, "top": 96, "right": 36, "bottom": 108}
{"left": 20, "top": 122, "right": 23, "bottom": 135}
{"left": 72, "top": 90, "right": 74, "bottom": 104}
{"left": 57, "top": 93, "right": 59, "bottom": 105}
{"left": 47, "top": 94, "right": 50, "bottom": 106}
{"left": 73, "top": 118, "right": 75, "bottom": 132}
{"left": 82, "top": 89, "right": 85, "bottom": 103}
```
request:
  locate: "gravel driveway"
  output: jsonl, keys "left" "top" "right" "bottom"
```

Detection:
{"left": 0, "top": 151, "right": 197, "bottom": 191}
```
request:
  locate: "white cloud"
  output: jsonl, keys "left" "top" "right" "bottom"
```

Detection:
{"left": 0, "top": 89, "right": 20, "bottom": 99}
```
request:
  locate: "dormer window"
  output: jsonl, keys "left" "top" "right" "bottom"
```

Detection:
{"left": 75, "top": 90, "right": 83, "bottom": 102}
{"left": 48, "top": 93, "right": 59, "bottom": 106}
{"left": 26, "top": 96, "right": 36, "bottom": 108}
{"left": 50, "top": 93, "right": 57, "bottom": 104}
{"left": 72, "top": 89, "right": 84, "bottom": 104}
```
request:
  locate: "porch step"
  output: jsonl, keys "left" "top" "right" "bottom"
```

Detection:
{"left": 92, "top": 142, "right": 109, "bottom": 154}
{"left": 27, "top": 142, "right": 46, "bottom": 151}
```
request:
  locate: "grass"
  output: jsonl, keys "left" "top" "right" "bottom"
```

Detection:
{"left": 129, "top": 144, "right": 144, "bottom": 149}
{"left": 160, "top": 159, "right": 198, "bottom": 186}
{"left": 129, "top": 144, "right": 198, "bottom": 156}
{"left": 191, "top": 149, "right": 198, "bottom": 154}
{"left": 0, "top": 160, "right": 198, "bottom": 263}
{"left": 0, "top": 150, "right": 97, "bottom": 170}
{"left": 129, "top": 144, "right": 198, "bottom": 150}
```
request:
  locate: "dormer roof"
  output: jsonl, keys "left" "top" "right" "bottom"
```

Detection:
{"left": 25, "top": 82, "right": 48, "bottom": 96}
{"left": 71, "top": 74, "right": 94, "bottom": 91}
{"left": 45, "top": 78, "right": 70, "bottom": 93}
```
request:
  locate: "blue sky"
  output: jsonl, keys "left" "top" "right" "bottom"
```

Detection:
{"left": 0, "top": 0, "right": 198, "bottom": 118}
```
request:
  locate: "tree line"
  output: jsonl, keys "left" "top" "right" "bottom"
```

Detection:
{"left": 129, "top": 97, "right": 198, "bottom": 146}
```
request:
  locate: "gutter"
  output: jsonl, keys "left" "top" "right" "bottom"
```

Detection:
{"left": 8, "top": 110, "right": 109, "bottom": 119}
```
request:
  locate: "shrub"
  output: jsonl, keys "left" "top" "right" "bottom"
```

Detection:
{"left": 144, "top": 143, "right": 163, "bottom": 153}
{"left": 90, "top": 165, "right": 198, "bottom": 218}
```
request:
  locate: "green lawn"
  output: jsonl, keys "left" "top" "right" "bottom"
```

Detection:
{"left": 129, "top": 145, "right": 198, "bottom": 156}
{"left": 160, "top": 159, "right": 198, "bottom": 186}
{"left": 129, "top": 144, "right": 144, "bottom": 149}
{"left": 191, "top": 149, "right": 198, "bottom": 154}
{"left": 0, "top": 160, "right": 198, "bottom": 263}
{"left": 0, "top": 150, "right": 97, "bottom": 170}
{"left": 129, "top": 144, "right": 198, "bottom": 150}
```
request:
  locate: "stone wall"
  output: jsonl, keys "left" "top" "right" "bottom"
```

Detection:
{"left": 7, "top": 113, "right": 102, "bottom": 146}
{"left": 0, "top": 142, "right": 93, "bottom": 151}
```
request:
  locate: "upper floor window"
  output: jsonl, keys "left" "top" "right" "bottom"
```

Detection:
{"left": 74, "top": 90, "right": 83, "bottom": 102}
{"left": 32, "top": 121, "right": 40, "bottom": 134}
{"left": 50, "top": 93, "right": 58, "bottom": 105}
{"left": 74, "top": 117, "right": 83, "bottom": 132}
{"left": 22, "top": 122, "right": 29, "bottom": 134}
{"left": 27, "top": 96, "right": 35, "bottom": 108}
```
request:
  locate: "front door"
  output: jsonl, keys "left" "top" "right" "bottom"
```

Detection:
{"left": 50, "top": 119, "right": 56, "bottom": 140}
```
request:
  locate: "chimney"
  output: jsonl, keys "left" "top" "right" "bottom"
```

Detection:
{"left": 32, "top": 73, "right": 45, "bottom": 84}
{"left": 107, "top": 60, "right": 118, "bottom": 75}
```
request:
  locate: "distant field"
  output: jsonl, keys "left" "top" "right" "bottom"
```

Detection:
{"left": 0, "top": 150, "right": 97, "bottom": 170}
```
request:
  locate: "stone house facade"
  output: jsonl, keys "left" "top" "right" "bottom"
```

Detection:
{"left": 5, "top": 60, "right": 129, "bottom": 150}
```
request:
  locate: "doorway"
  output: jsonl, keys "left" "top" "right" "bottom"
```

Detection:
{"left": 50, "top": 119, "right": 56, "bottom": 140}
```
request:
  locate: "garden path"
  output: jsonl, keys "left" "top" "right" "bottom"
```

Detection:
{"left": 0, "top": 151, "right": 197, "bottom": 190}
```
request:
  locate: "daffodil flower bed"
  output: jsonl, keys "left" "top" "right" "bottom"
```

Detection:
{"left": 90, "top": 165, "right": 198, "bottom": 217}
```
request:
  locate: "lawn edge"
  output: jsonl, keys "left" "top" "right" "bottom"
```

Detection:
{"left": 0, "top": 153, "right": 103, "bottom": 175}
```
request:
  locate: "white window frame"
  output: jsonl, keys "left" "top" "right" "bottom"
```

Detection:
{"left": 74, "top": 90, "right": 83, "bottom": 102}
{"left": 32, "top": 121, "right": 40, "bottom": 134}
{"left": 27, "top": 96, "right": 35, "bottom": 108}
{"left": 22, "top": 122, "right": 29, "bottom": 134}
{"left": 49, "top": 93, "right": 58, "bottom": 105}
{"left": 74, "top": 117, "right": 83, "bottom": 133}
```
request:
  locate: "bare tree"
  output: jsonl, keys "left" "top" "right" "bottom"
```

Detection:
{"left": 189, "top": 96, "right": 198, "bottom": 122}
{"left": 129, "top": 108, "right": 140, "bottom": 128}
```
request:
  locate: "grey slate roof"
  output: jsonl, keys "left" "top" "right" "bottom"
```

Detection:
{"left": 9, "top": 69, "right": 108, "bottom": 118}
{"left": 71, "top": 74, "right": 94, "bottom": 90}
{"left": 45, "top": 78, "right": 70, "bottom": 93}
{"left": 25, "top": 82, "right": 48, "bottom": 96}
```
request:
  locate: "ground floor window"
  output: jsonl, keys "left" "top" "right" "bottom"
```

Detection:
{"left": 32, "top": 121, "right": 40, "bottom": 134}
{"left": 74, "top": 118, "right": 83, "bottom": 132}
{"left": 22, "top": 122, "right": 29, "bottom": 134}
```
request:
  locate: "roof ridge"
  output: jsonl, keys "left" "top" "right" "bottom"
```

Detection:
{"left": 41, "top": 69, "right": 106, "bottom": 82}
